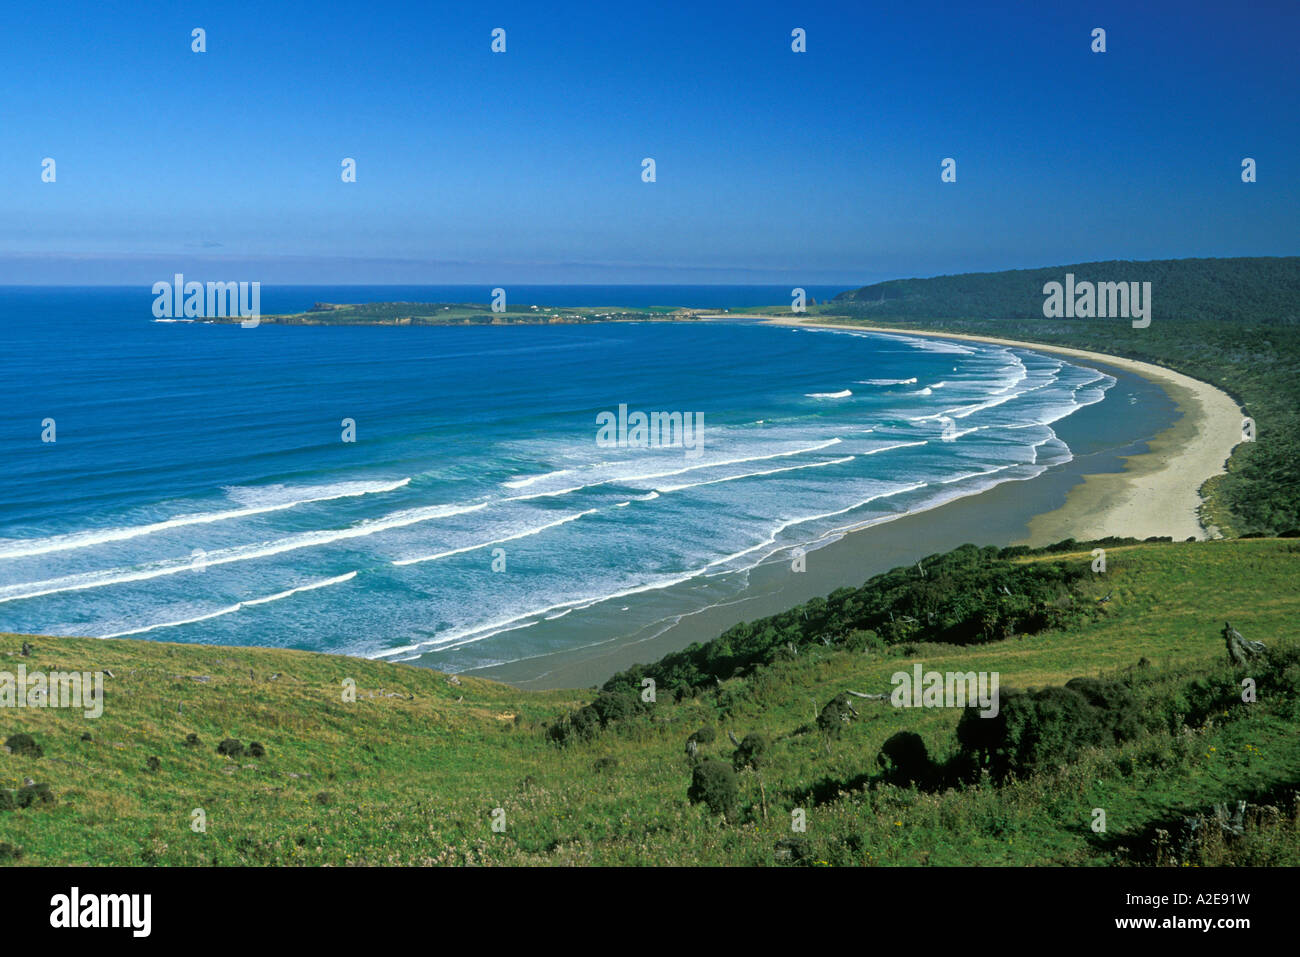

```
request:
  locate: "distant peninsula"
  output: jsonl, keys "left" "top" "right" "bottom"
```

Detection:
{"left": 199, "top": 301, "right": 712, "bottom": 326}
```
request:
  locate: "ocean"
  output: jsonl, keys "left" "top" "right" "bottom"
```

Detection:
{"left": 0, "top": 285, "right": 1141, "bottom": 674}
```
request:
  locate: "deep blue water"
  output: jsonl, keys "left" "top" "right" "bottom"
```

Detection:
{"left": 0, "top": 286, "right": 1118, "bottom": 668}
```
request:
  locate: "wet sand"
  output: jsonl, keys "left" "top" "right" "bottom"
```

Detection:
{"left": 469, "top": 321, "right": 1241, "bottom": 690}
{"left": 765, "top": 319, "right": 1243, "bottom": 542}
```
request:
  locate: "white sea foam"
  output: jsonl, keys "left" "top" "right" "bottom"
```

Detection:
{"left": 883, "top": 333, "right": 977, "bottom": 356}
{"left": 392, "top": 509, "right": 596, "bottom": 567}
{"left": 0, "top": 501, "right": 488, "bottom": 604}
{"left": 861, "top": 440, "right": 928, "bottom": 455}
{"left": 613, "top": 438, "right": 843, "bottom": 486}
{"left": 939, "top": 466, "right": 1009, "bottom": 485}
{"left": 653, "top": 455, "right": 855, "bottom": 493}
{"left": 696, "top": 481, "right": 930, "bottom": 573}
{"left": 503, "top": 469, "right": 572, "bottom": 489}
{"left": 488, "top": 439, "right": 846, "bottom": 500}
{"left": 372, "top": 580, "right": 683, "bottom": 658}
{"left": 0, "top": 478, "right": 412, "bottom": 560}
{"left": 10, "top": 324, "right": 1124, "bottom": 670}
{"left": 97, "top": 571, "right": 358, "bottom": 638}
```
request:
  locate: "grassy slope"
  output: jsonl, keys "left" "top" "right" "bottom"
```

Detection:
{"left": 3, "top": 539, "right": 1297, "bottom": 865}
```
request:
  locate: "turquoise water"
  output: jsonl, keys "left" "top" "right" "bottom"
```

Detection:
{"left": 0, "top": 286, "right": 1117, "bottom": 670}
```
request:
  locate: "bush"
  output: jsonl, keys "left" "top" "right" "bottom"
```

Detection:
{"left": 185, "top": 733, "right": 201, "bottom": 747}
{"left": 843, "top": 629, "right": 883, "bottom": 653}
{"left": 601, "top": 543, "right": 1101, "bottom": 695}
{"left": 217, "top": 738, "right": 245, "bottom": 757}
{"left": 955, "top": 677, "right": 1144, "bottom": 781}
{"left": 546, "top": 691, "right": 644, "bottom": 747}
{"left": 248, "top": 742, "right": 266, "bottom": 758}
{"left": 590, "top": 691, "right": 640, "bottom": 726}
{"left": 1064, "top": 677, "right": 1141, "bottom": 741}
{"left": 817, "top": 694, "right": 857, "bottom": 736}
{"left": 0, "top": 790, "right": 15, "bottom": 811}
{"left": 571, "top": 706, "right": 599, "bottom": 738}
{"left": 688, "top": 759, "right": 738, "bottom": 818}
{"left": 689, "top": 726, "right": 716, "bottom": 745}
{"left": 732, "top": 733, "right": 769, "bottom": 771}
{"left": 4, "top": 733, "right": 42, "bottom": 758}
{"left": 774, "top": 835, "right": 811, "bottom": 863}
{"left": 876, "top": 731, "right": 934, "bottom": 785}
{"left": 16, "top": 783, "right": 55, "bottom": 808}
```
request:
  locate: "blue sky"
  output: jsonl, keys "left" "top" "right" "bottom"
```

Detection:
{"left": 1, "top": 0, "right": 1295, "bottom": 284}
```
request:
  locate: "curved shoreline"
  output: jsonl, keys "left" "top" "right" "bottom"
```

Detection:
{"left": 761, "top": 317, "right": 1245, "bottom": 543}
{"left": 469, "top": 318, "right": 1238, "bottom": 689}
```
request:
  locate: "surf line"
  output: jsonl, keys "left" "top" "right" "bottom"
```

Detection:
{"left": 392, "top": 509, "right": 596, "bottom": 567}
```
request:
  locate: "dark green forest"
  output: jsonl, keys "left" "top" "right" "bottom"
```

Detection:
{"left": 821, "top": 257, "right": 1300, "bottom": 535}
{"left": 833, "top": 257, "right": 1299, "bottom": 324}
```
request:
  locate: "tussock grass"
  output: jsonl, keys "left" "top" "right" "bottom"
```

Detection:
{"left": 2, "top": 539, "right": 1296, "bottom": 866}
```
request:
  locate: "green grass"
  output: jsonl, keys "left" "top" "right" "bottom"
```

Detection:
{"left": 3, "top": 538, "right": 1297, "bottom": 866}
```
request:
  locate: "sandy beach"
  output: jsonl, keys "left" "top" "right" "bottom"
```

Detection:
{"left": 469, "top": 318, "right": 1245, "bottom": 690}
{"left": 760, "top": 317, "right": 1246, "bottom": 543}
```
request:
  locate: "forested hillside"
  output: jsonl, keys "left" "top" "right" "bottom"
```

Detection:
{"left": 818, "top": 258, "right": 1300, "bottom": 535}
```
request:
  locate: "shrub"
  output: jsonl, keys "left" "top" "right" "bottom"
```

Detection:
{"left": 574, "top": 705, "right": 601, "bottom": 736}
{"left": 217, "top": 738, "right": 245, "bottom": 757}
{"left": 4, "top": 733, "right": 42, "bottom": 758}
{"left": 547, "top": 692, "right": 646, "bottom": 748}
{"left": 1064, "top": 677, "right": 1142, "bottom": 741}
{"left": 732, "top": 733, "right": 769, "bottom": 771}
{"left": 601, "top": 542, "right": 1099, "bottom": 695}
{"left": 774, "top": 835, "right": 811, "bottom": 863}
{"left": 955, "top": 677, "right": 1145, "bottom": 781}
{"left": 689, "top": 726, "right": 716, "bottom": 745}
{"left": 688, "top": 759, "right": 738, "bottom": 818}
{"left": 817, "top": 694, "right": 857, "bottom": 736}
{"left": 590, "top": 691, "right": 640, "bottom": 726}
{"left": 16, "top": 783, "right": 55, "bottom": 808}
{"left": 248, "top": 742, "right": 266, "bottom": 758}
{"left": 843, "top": 629, "right": 883, "bottom": 653}
{"left": 876, "top": 731, "right": 934, "bottom": 786}
{"left": 956, "top": 688, "right": 1025, "bottom": 769}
